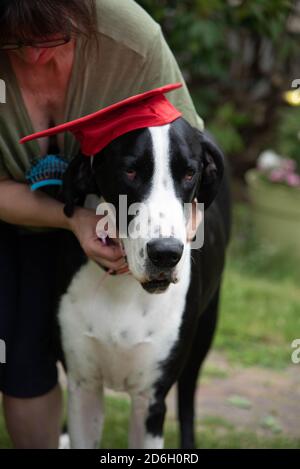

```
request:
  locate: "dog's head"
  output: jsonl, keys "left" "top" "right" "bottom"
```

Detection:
{"left": 63, "top": 117, "right": 224, "bottom": 293}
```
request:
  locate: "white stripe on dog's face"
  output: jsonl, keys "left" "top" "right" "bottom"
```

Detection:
{"left": 123, "top": 124, "right": 187, "bottom": 285}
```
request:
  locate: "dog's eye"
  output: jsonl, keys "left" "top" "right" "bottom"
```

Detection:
{"left": 125, "top": 169, "right": 137, "bottom": 181}
{"left": 183, "top": 169, "right": 196, "bottom": 182}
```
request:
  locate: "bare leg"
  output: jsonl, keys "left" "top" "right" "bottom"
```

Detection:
{"left": 3, "top": 384, "right": 63, "bottom": 449}
{"left": 68, "top": 377, "right": 104, "bottom": 449}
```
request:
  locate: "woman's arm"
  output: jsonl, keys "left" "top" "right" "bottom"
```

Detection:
{"left": 0, "top": 179, "right": 71, "bottom": 229}
{"left": 0, "top": 179, "right": 127, "bottom": 272}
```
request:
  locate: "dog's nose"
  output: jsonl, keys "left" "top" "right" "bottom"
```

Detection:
{"left": 147, "top": 238, "right": 184, "bottom": 268}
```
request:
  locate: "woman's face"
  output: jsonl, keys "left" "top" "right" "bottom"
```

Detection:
{"left": 10, "top": 47, "right": 57, "bottom": 65}
{"left": 6, "top": 34, "right": 72, "bottom": 65}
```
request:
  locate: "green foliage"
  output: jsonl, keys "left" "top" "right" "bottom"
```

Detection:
{"left": 276, "top": 106, "right": 300, "bottom": 169}
{"left": 138, "top": 1, "right": 299, "bottom": 170}
{"left": 207, "top": 103, "right": 250, "bottom": 155}
{"left": 139, "top": 0, "right": 295, "bottom": 83}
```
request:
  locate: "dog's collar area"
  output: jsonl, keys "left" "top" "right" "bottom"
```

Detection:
{"left": 96, "top": 262, "right": 117, "bottom": 276}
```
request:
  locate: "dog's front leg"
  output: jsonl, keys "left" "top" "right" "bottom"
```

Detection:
{"left": 68, "top": 376, "right": 104, "bottom": 449}
{"left": 129, "top": 394, "right": 165, "bottom": 449}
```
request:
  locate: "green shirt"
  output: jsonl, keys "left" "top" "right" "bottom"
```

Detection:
{"left": 0, "top": 0, "right": 203, "bottom": 183}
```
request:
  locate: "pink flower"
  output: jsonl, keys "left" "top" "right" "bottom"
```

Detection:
{"left": 281, "top": 159, "right": 297, "bottom": 173}
{"left": 269, "top": 169, "right": 286, "bottom": 183}
{"left": 285, "top": 173, "right": 300, "bottom": 187}
{"left": 258, "top": 151, "right": 300, "bottom": 188}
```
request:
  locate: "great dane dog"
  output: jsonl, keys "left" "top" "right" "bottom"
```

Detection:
{"left": 59, "top": 117, "right": 231, "bottom": 449}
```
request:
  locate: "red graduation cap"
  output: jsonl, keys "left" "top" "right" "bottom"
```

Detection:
{"left": 20, "top": 83, "right": 183, "bottom": 156}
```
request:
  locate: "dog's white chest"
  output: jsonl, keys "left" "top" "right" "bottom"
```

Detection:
{"left": 59, "top": 256, "right": 191, "bottom": 394}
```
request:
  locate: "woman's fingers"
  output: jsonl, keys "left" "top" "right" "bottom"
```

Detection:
{"left": 70, "top": 208, "right": 129, "bottom": 274}
{"left": 96, "top": 243, "right": 124, "bottom": 262}
{"left": 115, "top": 265, "right": 130, "bottom": 275}
{"left": 97, "top": 259, "right": 126, "bottom": 272}
{"left": 86, "top": 238, "right": 123, "bottom": 262}
{"left": 93, "top": 254, "right": 126, "bottom": 271}
{"left": 91, "top": 244, "right": 128, "bottom": 272}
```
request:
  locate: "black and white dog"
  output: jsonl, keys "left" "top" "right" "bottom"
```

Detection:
{"left": 59, "top": 117, "right": 231, "bottom": 449}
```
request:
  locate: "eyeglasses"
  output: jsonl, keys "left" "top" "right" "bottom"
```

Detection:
{"left": 0, "top": 36, "right": 71, "bottom": 51}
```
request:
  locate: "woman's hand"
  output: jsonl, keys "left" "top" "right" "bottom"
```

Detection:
{"left": 67, "top": 207, "right": 129, "bottom": 274}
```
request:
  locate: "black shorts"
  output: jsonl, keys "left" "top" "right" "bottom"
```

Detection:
{"left": 0, "top": 223, "right": 85, "bottom": 398}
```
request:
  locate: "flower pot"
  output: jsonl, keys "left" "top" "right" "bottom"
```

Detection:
{"left": 245, "top": 169, "right": 300, "bottom": 258}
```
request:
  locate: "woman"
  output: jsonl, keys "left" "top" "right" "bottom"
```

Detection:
{"left": 0, "top": 0, "right": 203, "bottom": 448}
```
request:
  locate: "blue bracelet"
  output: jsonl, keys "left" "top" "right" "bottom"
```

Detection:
{"left": 26, "top": 155, "right": 69, "bottom": 191}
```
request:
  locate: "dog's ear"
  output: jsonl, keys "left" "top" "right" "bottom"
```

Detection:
{"left": 196, "top": 131, "right": 224, "bottom": 210}
{"left": 62, "top": 153, "right": 98, "bottom": 217}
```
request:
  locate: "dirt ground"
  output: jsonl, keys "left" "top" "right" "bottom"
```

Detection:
{"left": 166, "top": 351, "right": 300, "bottom": 438}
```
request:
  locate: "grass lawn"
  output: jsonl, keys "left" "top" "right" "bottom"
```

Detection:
{"left": 217, "top": 204, "right": 300, "bottom": 369}
{"left": 0, "top": 203, "right": 299, "bottom": 449}
{"left": 216, "top": 260, "right": 300, "bottom": 369}
{"left": 1, "top": 393, "right": 299, "bottom": 449}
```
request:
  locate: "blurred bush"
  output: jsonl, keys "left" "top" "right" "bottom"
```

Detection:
{"left": 138, "top": 0, "right": 300, "bottom": 180}
{"left": 277, "top": 106, "right": 300, "bottom": 168}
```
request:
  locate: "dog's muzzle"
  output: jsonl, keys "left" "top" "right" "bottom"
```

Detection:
{"left": 146, "top": 238, "right": 184, "bottom": 268}
{"left": 141, "top": 237, "right": 184, "bottom": 293}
